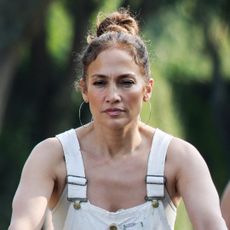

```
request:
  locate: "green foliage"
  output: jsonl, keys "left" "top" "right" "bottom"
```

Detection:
{"left": 175, "top": 201, "right": 193, "bottom": 229}
{"left": 96, "top": 0, "right": 122, "bottom": 13}
{"left": 47, "top": 1, "right": 74, "bottom": 64}
{"left": 87, "top": 0, "right": 122, "bottom": 32}
{"left": 141, "top": 68, "right": 184, "bottom": 137}
{"left": 144, "top": 6, "right": 211, "bottom": 81}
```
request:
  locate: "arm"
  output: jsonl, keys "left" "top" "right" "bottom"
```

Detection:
{"left": 221, "top": 181, "right": 230, "bottom": 229}
{"left": 8, "top": 138, "right": 62, "bottom": 230}
{"left": 171, "top": 138, "right": 227, "bottom": 230}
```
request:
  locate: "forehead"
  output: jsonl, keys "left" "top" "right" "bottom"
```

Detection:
{"left": 87, "top": 48, "right": 142, "bottom": 77}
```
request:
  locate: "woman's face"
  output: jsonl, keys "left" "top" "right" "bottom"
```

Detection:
{"left": 81, "top": 48, "right": 153, "bottom": 129}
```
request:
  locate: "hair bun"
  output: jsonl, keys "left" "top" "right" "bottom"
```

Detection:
{"left": 96, "top": 9, "right": 139, "bottom": 37}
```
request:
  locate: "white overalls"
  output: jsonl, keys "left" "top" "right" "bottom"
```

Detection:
{"left": 45, "top": 128, "right": 177, "bottom": 230}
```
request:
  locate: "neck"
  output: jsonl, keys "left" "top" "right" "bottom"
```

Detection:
{"left": 92, "top": 121, "right": 143, "bottom": 157}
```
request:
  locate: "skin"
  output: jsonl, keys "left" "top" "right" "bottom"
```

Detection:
{"left": 221, "top": 182, "right": 230, "bottom": 229}
{"left": 9, "top": 48, "right": 227, "bottom": 230}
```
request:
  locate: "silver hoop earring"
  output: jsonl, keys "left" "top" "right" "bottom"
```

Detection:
{"left": 141, "top": 101, "right": 152, "bottom": 124}
{"left": 78, "top": 101, "right": 93, "bottom": 127}
{"left": 146, "top": 100, "right": 152, "bottom": 124}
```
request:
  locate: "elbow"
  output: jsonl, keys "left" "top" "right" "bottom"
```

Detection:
{"left": 8, "top": 221, "right": 29, "bottom": 230}
{"left": 8, "top": 222, "right": 25, "bottom": 230}
{"left": 193, "top": 214, "right": 228, "bottom": 230}
{"left": 8, "top": 221, "right": 43, "bottom": 230}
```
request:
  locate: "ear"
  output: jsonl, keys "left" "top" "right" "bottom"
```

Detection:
{"left": 79, "top": 78, "right": 88, "bottom": 102}
{"left": 143, "top": 78, "right": 154, "bottom": 102}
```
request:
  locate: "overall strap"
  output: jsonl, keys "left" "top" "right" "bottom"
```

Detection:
{"left": 146, "top": 129, "right": 173, "bottom": 200}
{"left": 56, "top": 129, "right": 87, "bottom": 202}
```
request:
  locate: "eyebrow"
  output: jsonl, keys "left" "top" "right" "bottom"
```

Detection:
{"left": 91, "top": 73, "right": 136, "bottom": 79}
{"left": 91, "top": 74, "right": 107, "bottom": 79}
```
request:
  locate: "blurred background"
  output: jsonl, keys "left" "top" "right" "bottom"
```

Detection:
{"left": 0, "top": 0, "right": 229, "bottom": 229}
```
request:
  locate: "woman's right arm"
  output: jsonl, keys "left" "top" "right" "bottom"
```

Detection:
{"left": 8, "top": 138, "right": 62, "bottom": 230}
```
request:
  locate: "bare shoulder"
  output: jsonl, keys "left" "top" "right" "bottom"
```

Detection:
{"left": 29, "top": 137, "right": 63, "bottom": 162}
{"left": 166, "top": 136, "right": 210, "bottom": 197}
{"left": 33, "top": 137, "right": 63, "bottom": 158}
{"left": 169, "top": 136, "right": 199, "bottom": 155}
{"left": 22, "top": 137, "right": 64, "bottom": 179}
{"left": 15, "top": 136, "right": 66, "bottom": 206}
{"left": 163, "top": 136, "right": 200, "bottom": 202}
{"left": 168, "top": 136, "right": 206, "bottom": 170}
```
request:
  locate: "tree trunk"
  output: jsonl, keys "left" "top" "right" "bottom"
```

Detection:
{"left": 202, "top": 20, "right": 230, "bottom": 170}
{"left": 0, "top": 48, "right": 21, "bottom": 132}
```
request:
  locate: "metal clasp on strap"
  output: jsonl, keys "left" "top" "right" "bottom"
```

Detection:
{"left": 145, "top": 174, "right": 166, "bottom": 185}
{"left": 67, "top": 175, "right": 87, "bottom": 186}
{"left": 66, "top": 175, "right": 88, "bottom": 205}
{"left": 72, "top": 198, "right": 88, "bottom": 210}
{"left": 145, "top": 175, "right": 166, "bottom": 205}
{"left": 144, "top": 195, "right": 160, "bottom": 208}
{"left": 68, "top": 197, "right": 88, "bottom": 202}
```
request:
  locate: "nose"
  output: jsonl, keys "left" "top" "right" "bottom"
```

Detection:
{"left": 105, "top": 85, "right": 121, "bottom": 103}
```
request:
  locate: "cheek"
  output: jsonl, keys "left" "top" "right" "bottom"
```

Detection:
{"left": 87, "top": 86, "right": 102, "bottom": 100}
{"left": 126, "top": 89, "right": 144, "bottom": 106}
{"left": 88, "top": 96, "right": 100, "bottom": 107}
{"left": 130, "top": 85, "right": 145, "bottom": 99}
{"left": 87, "top": 91, "right": 104, "bottom": 110}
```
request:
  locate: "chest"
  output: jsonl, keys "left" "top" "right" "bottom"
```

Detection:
{"left": 83, "top": 153, "right": 149, "bottom": 211}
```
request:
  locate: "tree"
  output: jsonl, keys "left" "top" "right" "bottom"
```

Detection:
{"left": 0, "top": 0, "right": 52, "bottom": 133}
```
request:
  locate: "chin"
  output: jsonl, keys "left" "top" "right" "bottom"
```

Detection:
{"left": 103, "top": 118, "right": 136, "bottom": 130}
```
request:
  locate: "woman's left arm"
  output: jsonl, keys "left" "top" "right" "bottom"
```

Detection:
{"left": 172, "top": 138, "right": 227, "bottom": 230}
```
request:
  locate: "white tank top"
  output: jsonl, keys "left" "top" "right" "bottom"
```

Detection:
{"left": 44, "top": 128, "right": 177, "bottom": 230}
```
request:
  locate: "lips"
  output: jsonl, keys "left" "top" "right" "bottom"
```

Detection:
{"left": 103, "top": 108, "right": 125, "bottom": 116}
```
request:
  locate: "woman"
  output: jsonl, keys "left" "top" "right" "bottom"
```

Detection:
{"left": 9, "top": 9, "right": 227, "bottom": 230}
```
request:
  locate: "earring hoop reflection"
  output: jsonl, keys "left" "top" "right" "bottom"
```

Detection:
{"left": 78, "top": 101, "right": 93, "bottom": 127}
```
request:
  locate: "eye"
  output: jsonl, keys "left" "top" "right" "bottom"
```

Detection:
{"left": 120, "top": 79, "right": 135, "bottom": 87}
{"left": 93, "top": 80, "right": 106, "bottom": 87}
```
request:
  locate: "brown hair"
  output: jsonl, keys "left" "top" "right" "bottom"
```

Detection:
{"left": 79, "top": 8, "right": 151, "bottom": 83}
